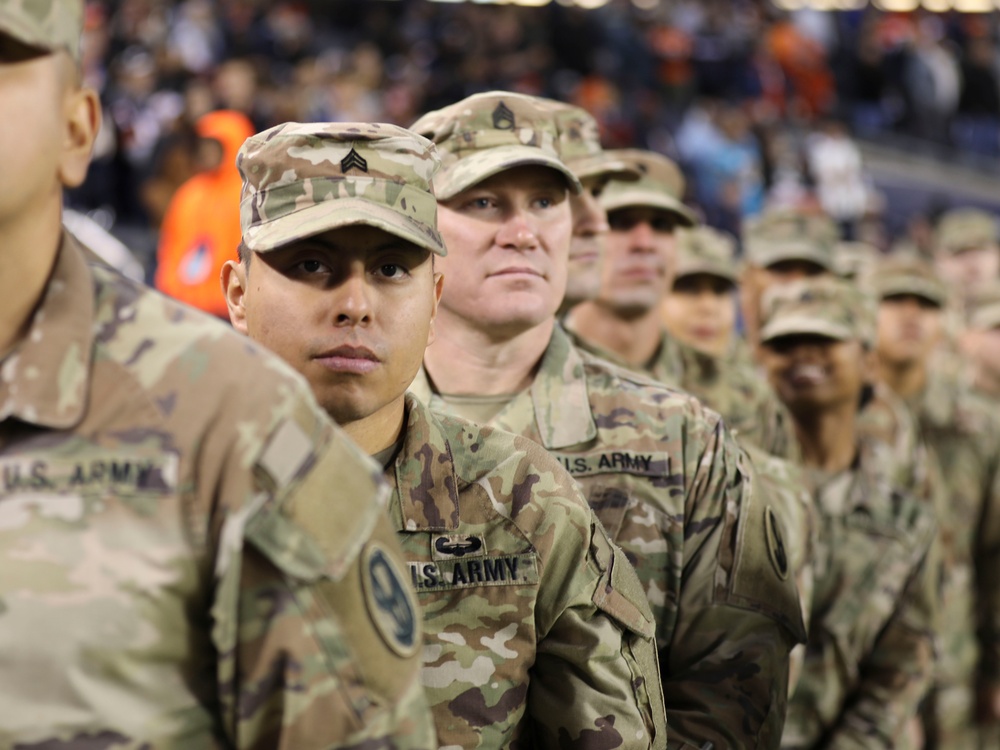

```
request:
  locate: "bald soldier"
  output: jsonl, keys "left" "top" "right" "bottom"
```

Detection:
{"left": 222, "top": 121, "right": 667, "bottom": 749}
{"left": 0, "top": 3, "right": 435, "bottom": 748}
{"left": 408, "top": 90, "right": 806, "bottom": 749}
{"left": 873, "top": 257, "right": 1000, "bottom": 747}
{"left": 564, "top": 151, "right": 797, "bottom": 459}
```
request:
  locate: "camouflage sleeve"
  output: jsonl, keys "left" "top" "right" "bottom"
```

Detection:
{"left": 976, "top": 435, "right": 1000, "bottom": 685}
{"left": 665, "top": 412, "right": 806, "bottom": 750}
{"left": 528, "top": 515, "right": 668, "bottom": 749}
{"left": 213, "top": 406, "right": 435, "bottom": 749}
{"left": 824, "top": 527, "right": 939, "bottom": 749}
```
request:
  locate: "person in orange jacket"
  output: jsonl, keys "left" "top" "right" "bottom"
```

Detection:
{"left": 155, "top": 110, "right": 254, "bottom": 318}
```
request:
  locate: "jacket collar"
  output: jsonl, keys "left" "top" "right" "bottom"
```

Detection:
{"left": 0, "top": 232, "right": 94, "bottom": 429}
{"left": 388, "top": 393, "right": 461, "bottom": 531}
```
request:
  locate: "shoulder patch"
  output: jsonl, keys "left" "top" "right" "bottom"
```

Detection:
{"left": 362, "top": 542, "right": 419, "bottom": 658}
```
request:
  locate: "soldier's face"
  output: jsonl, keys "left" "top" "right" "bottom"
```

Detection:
{"left": 564, "top": 175, "right": 610, "bottom": 307}
{"left": 661, "top": 274, "right": 736, "bottom": 358}
{"left": 761, "top": 334, "right": 872, "bottom": 415}
{"left": 960, "top": 326, "right": 1000, "bottom": 380}
{"left": 225, "top": 225, "right": 442, "bottom": 426}
{"left": 936, "top": 244, "right": 1000, "bottom": 295}
{"left": 0, "top": 42, "right": 86, "bottom": 231}
{"left": 876, "top": 295, "right": 943, "bottom": 368}
{"left": 599, "top": 207, "right": 678, "bottom": 315}
{"left": 436, "top": 166, "right": 571, "bottom": 334}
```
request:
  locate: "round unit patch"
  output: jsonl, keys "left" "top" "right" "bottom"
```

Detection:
{"left": 361, "top": 543, "right": 419, "bottom": 658}
{"left": 764, "top": 506, "right": 790, "bottom": 581}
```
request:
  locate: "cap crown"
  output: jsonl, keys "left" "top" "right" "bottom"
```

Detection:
{"left": 760, "top": 276, "right": 876, "bottom": 346}
{"left": 0, "top": 0, "right": 83, "bottom": 60}
{"left": 744, "top": 209, "right": 838, "bottom": 271}
{"left": 869, "top": 255, "right": 948, "bottom": 308}
{"left": 410, "top": 91, "right": 580, "bottom": 200}
{"left": 238, "top": 122, "right": 445, "bottom": 255}
{"left": 936, "top": 208, "right": 998, "bottom": 254}
{"left": 674, "top": 226, "right": 738, "bottom": 283}
{"left": 600, "top": 149, "right": 696, "bottom": 226}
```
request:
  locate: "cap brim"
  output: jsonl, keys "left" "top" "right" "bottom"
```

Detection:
{"left": 568, "top": 153, "right": 642, "bottom": 183}
{"left": 675, "top": 261, "right": 738, "bottom": 285}
{"left": 750, "top": 243, "right": 835, "bottom": 273}
{"left": 877, "top": 280, "right": 946, "bottom": 308}
{"left": 0, "top": 16, "right": 53, "bottom": 56}
{"left": 760, "top": 317, "right": 853, "bottom": 345}
{"left": 243, "top": 197, "right": 447, "bottom": 256}
{"left": 601, "top": 188, "right": 698, "bottom": 227}
{"left": 434, "top": 145, "right": 582, "bottom": 200}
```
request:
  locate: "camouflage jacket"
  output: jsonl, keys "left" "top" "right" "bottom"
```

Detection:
{"left": 0, "top": 233, "right": 435, "bottom": 749}
{"left": 783, "top": 437, "right": 938, "bottom": 750}
{"left": 565, "top": 326, "right": 799, "bottom": 461}
{"left": 412, "top": 325, "right": 807, "bottom": 750}
{"left": 911, "top": 366, "right": 1000, "bottom": 714}
{"left": 384, "top": 394, "right": 667, "bottom": 749}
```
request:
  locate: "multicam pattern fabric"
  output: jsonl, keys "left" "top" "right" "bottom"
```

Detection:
{"left": 599, "top": 149, "right": 697, "bottom": 226}
{"left": 0, "top": 234, "right": 435, "bottom": 749}
{"left": 543, "top": 100, "right": 637, "bottom": 181}
{"left": 782, "top": 436, "right": 938, "bottom": 749}
{"left": 565, "top": 325, "right": 800, "bottom": 461}
{"left": 869, "top": 255, "right": 949, "bottom": 308}
{"left": 237, "top": 121, "right": 446, "bottom": 256}
{"left": 410, "top": 90, "right": 582, "bottom": 200}
{"left": 935, "top": 207, "right": 998, "bottom": 254}
{"left": 411, "top": 325, "right": 807, "bottom": 750}
{"left": 0, "top": 0, "right": 83, "bottom": 60}
{"left": 908, "top": 365, "right": 1000, "bottom": 745}
{"left": 759, "top": 276, "right": 877, "bottom": 348}
{"left": 743, "top": 209, "right": 839, "bottom": 271}
{"left": 384, "top": 395, "right": 666, "bottom": 749}
{"left": 673, "top": 226, "right": 740, "bottom": 285}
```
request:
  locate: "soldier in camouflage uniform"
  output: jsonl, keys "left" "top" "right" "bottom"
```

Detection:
{"left": 757, "top": 278, "right": 939, "bottom": 749}
{"left": 223, "top": 121, "right": 668, "bottom": 749}
{"left": 934, "top": 207, "right": 1000, "bottom": 304}
{"left": 543, "top": 101, "right": 640, "bottom": 314}
{"left": 960, "top": 281, "right": 1000, "bottom": 401}
{"left": 409, "top": 90, "right": 807, "bottom": 749}
{"left": 872, "top": 256, "right": 1000, "bottom": 747}
{"left": 0, "top": 3, "right": 435, "bottom": 748}
{"left": 563, "top": 149, "right": 798, "bottom": 459}
{"left": 833, "top": 240, "right": 880, "bottom": 281}
{"left": 660, "top": 225, "right": 740, "bottom": 359}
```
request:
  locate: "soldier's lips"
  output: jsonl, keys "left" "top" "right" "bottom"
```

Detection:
{"left": 490, "top": 266, "right": 544, "bottom": 278}
{"left": 314, "top": 345, "right": 380, "bottom": 374}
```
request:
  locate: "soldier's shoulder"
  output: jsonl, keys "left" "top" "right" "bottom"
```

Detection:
{"left": 578, "top": 346, "right": 724, "bottom": 428}
{"left": 436, "top": 412, "right": 596, "bottom": 524}
{"left": 91, "top": 264, "right": 312, "bottom": 404}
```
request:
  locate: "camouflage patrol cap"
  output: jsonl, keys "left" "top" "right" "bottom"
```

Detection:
{"left": 410, "top": 91, "right": 582, "bottom": 200}
{"left": 599, "top": 149, "right": 697, "bottom": 227}
{"left": 541, "top": 101, "right": 639, "bottom": 182}
{"left": 759, "top": 276, "right": 877, "bottom": 347}
{"left": 869, "top": 255, "right": 948, "bottom": 309}
{"left": 238, "top": 122, "right": 446, "bottom": 256}
{"left": 966, "top": 281, "right": 1000, "bottom": 330}
{"left": 0, "top": 0, "right": 83, "bottom": 61}
{"left": 673, "top": 226, "right": 739, "bottom": 285}
{"left": 834, "top": 241, "right": 880, "bottom": 280}
{"left": 935, "top": 207, "right": 998, "bottom": 255}
{"left": 743, "top": 209, "right": 838, "bottom": 272}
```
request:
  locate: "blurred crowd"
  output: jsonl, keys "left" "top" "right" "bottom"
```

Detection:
{"left": 67, "top": 0, "right": 1000, "bottom": 278}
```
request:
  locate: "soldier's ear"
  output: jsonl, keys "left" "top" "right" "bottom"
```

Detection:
{"left": 58, "top": 77, "right": 100, "bottom": 189}
{"left": 222, "top": 260, "right": 249, "bottom": 334}
{"left": 427, "top": 271, "right": 444, "bottom": 347}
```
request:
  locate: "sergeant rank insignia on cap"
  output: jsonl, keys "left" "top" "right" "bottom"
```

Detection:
{"left": 340, "top": 147, "right": 369, "bottom": 173}
{"left": 492, "top": 101, "right": 516, "bottom": 130}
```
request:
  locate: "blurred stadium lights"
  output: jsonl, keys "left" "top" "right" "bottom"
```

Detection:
{"left": 773, "top": 0, "right": 998, "bottom": 9}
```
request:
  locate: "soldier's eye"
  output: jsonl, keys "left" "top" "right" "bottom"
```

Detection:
{"left": 378, "top": 264, "right": 407, "bottom": 278}
{"left": 300, "top": 260, "right": 327, "bottom": 274}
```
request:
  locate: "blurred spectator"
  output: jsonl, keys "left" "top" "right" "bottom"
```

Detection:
{"left": 805, "top": 118, "right": 870, "bottom": 239}
{"left": 902, "top": 16, "right": 961, "bottom": 145}
{"left": 154, "top": 110, "right": 254, "bottom": 318}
